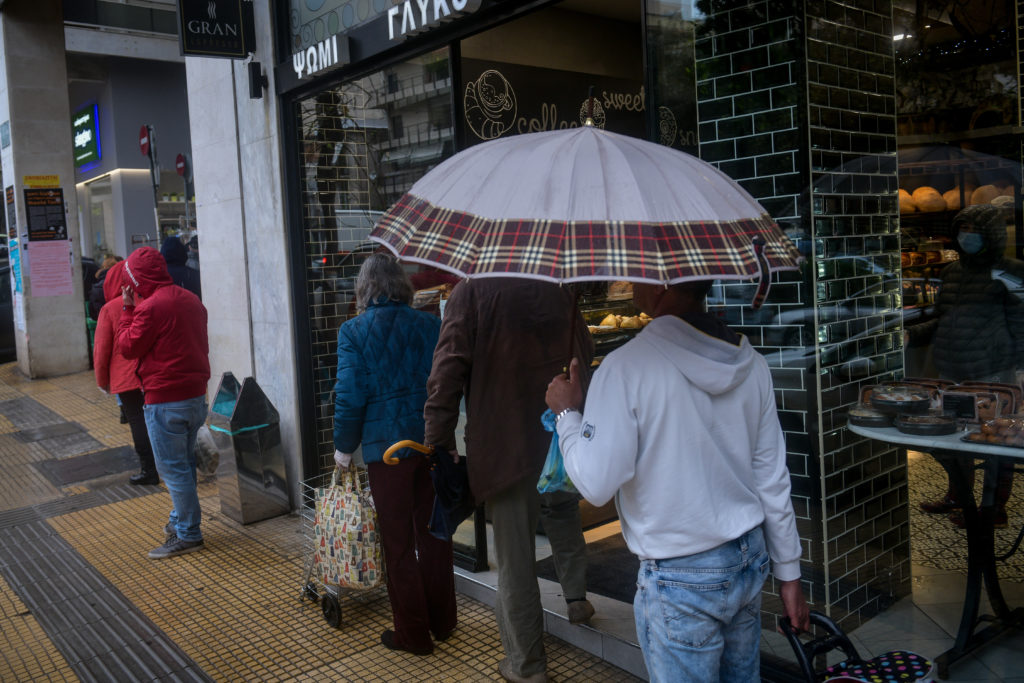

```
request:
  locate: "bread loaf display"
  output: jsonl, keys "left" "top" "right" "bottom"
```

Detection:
{"left": 917, "top": 193, "right": 946, "bottom": 212}
{"left": 942, "top": 187, "right": 963, "bottom": 211}
{"left": 911, "top": 186, "right": 940, "bottom": 203}
{"left": 898, "top": 188, "right": 916, "bottom": 214}
{"left": 970, "top": 184, "right": 1000, "bottom": 205}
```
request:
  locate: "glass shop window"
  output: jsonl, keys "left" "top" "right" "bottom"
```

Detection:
{"left": 895, "top": 1, "right": 1022, "bottom": 392}
{"left": 292, "top": 48, "right": 455, "bottom": 475}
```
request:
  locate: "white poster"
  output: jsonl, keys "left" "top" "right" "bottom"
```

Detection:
{"left": 27, "top": 239, "right": 73, "bottom": 297}
{"left": 12, "top": 290, "right": 24, "bottom": 331}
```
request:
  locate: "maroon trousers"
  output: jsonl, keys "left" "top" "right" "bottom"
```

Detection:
{"left": 367, "top": 457, "right": 457, "bottom": 650}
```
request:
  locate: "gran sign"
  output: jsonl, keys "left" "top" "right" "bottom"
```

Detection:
{"left": 71, "top": 104, "right": 101, "bottom": 168}
{"left": 177, "top": 0, "right": 252, "bottom": 58}
{"left": 387, "top": 0, "right": 481, "bottom": 41}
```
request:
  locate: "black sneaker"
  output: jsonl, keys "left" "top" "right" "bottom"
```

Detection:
{"left": 148, "top": 536, "right": 204, "bottom": 559}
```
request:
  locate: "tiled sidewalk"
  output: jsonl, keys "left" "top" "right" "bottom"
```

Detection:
{"left": 0, "top": 364, "right": 638, "bottom": 682}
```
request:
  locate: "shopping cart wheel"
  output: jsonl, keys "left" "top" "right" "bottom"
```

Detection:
{"left": 321, "top": 593, "right": 341, "bottom": 628}
{"left": 303, "top": 582, "right": 319, "bottom": 602}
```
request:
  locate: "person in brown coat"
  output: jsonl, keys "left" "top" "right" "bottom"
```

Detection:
{"left": 424, "top": 278, "right": 594, "bottom": 683}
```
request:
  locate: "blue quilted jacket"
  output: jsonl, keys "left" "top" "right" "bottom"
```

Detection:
{"left": 333, "top": 301, "right": 441, "bottom": 464}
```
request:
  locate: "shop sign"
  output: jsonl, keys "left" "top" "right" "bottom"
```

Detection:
{"left": 71, "top": 104, "right": 101, "bottom": 168}
{"left": 177, "top": 0, "right": 254, "bottom": 58}
{"left": 386, "top": 0, "right": 482, "bottom": 41}
{"left": 461, "top": 60, "right": 645, "bottom": 144}
{"left": 22, "top": 175, "right": 59, "bottom": 189}
{"left": 24, "top": 188, "right": 67, "bottom": 242}
{"left": 291, "top": 34, "right": 350, "bottom": 80}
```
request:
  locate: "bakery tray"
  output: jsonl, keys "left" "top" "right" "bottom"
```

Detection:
{"left": 961, "top": 433, "right": 1024, "bottom": 448}
{"left": 870, "top": 395, "right": 932, "bottom": 415}
{"left": 895, "top": 415, "right": 956, "bottom": 436}
{"left": 849, "top": 413, "right": 893, "bottom": 428}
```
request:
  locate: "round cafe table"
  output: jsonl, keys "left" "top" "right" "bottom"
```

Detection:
{"left": 848, "top": 423, "right": 1024, "bottom": 679}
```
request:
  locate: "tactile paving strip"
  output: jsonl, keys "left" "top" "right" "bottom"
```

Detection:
{"left": 0, "top": 396, "right": 66, "bottom": 429}
{"left": 0, "top": 569, "right": 77, "bottom": 681}
{"left": 50, "top": 490, "right": 642, "bottom": 681}
{"left": 0, "top": 367, "right": 641, "bottom": 681}
{"left": 0, "top": 518, "right": 210, "bottom": 682}
{"left": 13, "top": 422, "right": 86, "bottom": 442}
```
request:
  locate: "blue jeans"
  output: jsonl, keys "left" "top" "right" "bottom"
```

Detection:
{"left": 144, "top": 396, "right": 208, "bottom": 543}
{"left": 635, "top": 526, "right": 769, "bottom": 683}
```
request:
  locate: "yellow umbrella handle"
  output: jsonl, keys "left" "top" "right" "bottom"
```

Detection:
{"left": 382, "top": 439, "right": 434, "bottom": 465}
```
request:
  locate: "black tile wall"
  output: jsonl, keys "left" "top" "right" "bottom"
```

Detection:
{"left": 698, "top": 0, "right": 910, "bottom": 629}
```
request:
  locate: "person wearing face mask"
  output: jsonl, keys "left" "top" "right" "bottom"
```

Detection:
{"left": 906, "top": 204, "right": 1024, "bottom": 527}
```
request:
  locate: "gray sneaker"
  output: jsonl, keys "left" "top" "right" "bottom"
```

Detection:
{"left": 164, "top": 522, "right": 175, "bottom": 543}
{"left": 148, "top": 536, "right": 204, "bottom": 559}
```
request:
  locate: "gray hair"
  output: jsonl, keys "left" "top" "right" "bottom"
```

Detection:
{"left": 355, "top": 252, "right": 413, "bottom": 313}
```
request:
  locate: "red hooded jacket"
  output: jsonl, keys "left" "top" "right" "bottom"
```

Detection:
{"left": 116, "top": 246, "right": 210, "bottom": 404}
{"left": 93, "top": 261, "right": 141, "bottom": 394}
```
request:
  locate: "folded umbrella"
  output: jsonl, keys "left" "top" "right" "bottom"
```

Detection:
{"left": 382, "top": 440, "right": 475, "bottom": 542}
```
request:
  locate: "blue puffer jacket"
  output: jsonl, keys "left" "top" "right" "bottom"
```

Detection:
{"left": 333, "top": 301, "right": 441, "bottom": 464}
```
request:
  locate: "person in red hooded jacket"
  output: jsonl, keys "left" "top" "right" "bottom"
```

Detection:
{"left": 117, "top": 246, "right": 210, "bottom": 560}
{"left": 93, "top": 260, "right": 158, "bottom": 485}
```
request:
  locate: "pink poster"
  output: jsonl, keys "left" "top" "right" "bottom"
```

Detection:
{"left": 29, "top": 240, "right": 73, "bottom": 297}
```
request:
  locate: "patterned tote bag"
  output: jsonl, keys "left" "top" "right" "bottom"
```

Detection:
{"left": 312, "top": 464, "right": 385, "bottom": 590}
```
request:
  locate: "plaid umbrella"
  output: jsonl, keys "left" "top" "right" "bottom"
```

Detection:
{"left": 370, "top": 123, "right": 802, "bottom": 305}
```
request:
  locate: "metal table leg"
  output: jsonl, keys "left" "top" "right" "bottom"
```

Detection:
{"left": 934, "top": 453, "right": 1024, "bottom": 679}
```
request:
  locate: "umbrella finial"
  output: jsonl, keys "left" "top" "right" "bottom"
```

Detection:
{"left": 585, "top": 86, "right": 595, "bottom": 127}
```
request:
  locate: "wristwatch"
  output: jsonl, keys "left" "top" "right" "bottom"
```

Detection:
{"left": 555, "top": 407, "right": 579, "bottom": 424}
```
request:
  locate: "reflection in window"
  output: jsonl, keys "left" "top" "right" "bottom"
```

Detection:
{"left": 294, "top": 48, "right": 454, "bottom": 472}
{"left": 83, "top": 176, "right": 115, "bottom": 260}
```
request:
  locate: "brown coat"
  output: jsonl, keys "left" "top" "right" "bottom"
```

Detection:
{"left": 424, "top": 279, "right": 594, "bottom": 502}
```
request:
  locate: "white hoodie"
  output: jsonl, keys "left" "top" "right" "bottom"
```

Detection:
{"left": 557, "top": 314, "right": 802, "bottom": 581}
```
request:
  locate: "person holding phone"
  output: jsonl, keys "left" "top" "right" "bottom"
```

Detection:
{"left": 116, "top": 246, "right": 210, "bottom": 559}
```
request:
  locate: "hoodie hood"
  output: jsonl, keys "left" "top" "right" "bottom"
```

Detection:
{"left": 954, "top": 204, "right": 1006, "bottom": 268}
{"left": 640, "top": 315, "right": 757, "bottom": 395}
{"left": 160, "top": 235, "right": 188, "bottom": 267}
{"left": 102, "top": 260, "right": 127, "bottom": 303}
{"left": 125, "top": 246, "right": 174, "bottom": 298}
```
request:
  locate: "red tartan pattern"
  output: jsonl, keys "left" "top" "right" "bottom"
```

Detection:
{"left": 311, "top": 467, "right": 384, "bottom": 591}
{"left": 371, "top": 193, "right": 803, "bottom": 283}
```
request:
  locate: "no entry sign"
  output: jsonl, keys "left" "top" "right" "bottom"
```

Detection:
{"left": 139, "top": 125, "right": 150, "bottom": 157}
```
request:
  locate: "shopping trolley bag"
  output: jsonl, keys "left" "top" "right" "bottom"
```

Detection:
{"left": 311, "top": 464, "right": 385, "bottom": 591}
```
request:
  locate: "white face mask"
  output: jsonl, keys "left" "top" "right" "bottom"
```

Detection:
{"left": 957, "top": 231, "right": 984, "bottom": 255}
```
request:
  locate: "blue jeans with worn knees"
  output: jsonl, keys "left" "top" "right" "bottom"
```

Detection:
{"left": 634, "top": 526, "right": 770, "bottom": 683}
{"left": 144, "top": 396, "right": 208, "bottom": 543}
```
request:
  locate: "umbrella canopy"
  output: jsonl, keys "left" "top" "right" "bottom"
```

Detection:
{"left": 370, "top": 124, "right": 801, "bottom": 294}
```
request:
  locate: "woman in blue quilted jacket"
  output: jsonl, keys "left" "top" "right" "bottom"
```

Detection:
{"left": 332, "top": 252, "right": 455, "bottom": 656}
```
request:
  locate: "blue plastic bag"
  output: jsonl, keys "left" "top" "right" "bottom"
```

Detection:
{"left": 537, "top": 409, "right": 577, "bottom": 494}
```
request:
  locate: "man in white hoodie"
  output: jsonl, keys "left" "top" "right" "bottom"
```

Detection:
{"left": 546, "top": 280, "right": 808, "bottom": 682}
